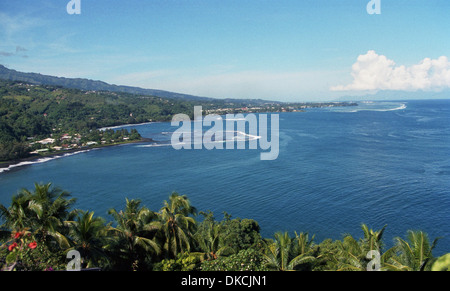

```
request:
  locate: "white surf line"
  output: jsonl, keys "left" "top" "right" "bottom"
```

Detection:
{"left": 344, "top": 103, "right": 407, "bottom": 113}
{"left": 0, "top": 149, "right": 94, "bottom": 174}
{"left": 98, "top": 121, "right": 156, "bottom": 131}
{"left": 385, "top": 104, "right": 407, "bottom": 111}
{"left": 138, "top": 130, "right": 262, "bottom": 148}
{"left": 221, "top": 130, "right": 262, "bottom": 140}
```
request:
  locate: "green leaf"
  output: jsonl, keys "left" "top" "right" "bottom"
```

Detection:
{"left": 6, "top": 252, "right": 18, "bottom": 264}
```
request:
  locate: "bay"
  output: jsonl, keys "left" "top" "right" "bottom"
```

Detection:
{"left": 1, "top": 99, "right": 449, "bottom": 255}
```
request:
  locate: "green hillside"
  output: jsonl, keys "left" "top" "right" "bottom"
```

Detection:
{"left": 0, "top": 79, "right": 220, "bottom": 161}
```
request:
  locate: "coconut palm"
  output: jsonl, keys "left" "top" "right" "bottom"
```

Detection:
{"left": 0, "top": 192, "right": 33, "bottom": 232}
{"left": 156, "top": 192, "right": 197, "bottom": 258}
{"left": 65, "top": 210, "right": 109, "bottom": 269}
{"left": 263, "top": 231, "right": 316, "bottom": 271}
{"left": 326, "top": 224, "right": 392, "bottom": 271}
{"left": 332, "top": 234, "right": 368, "bottom": 271}
{"left": 361, "top": 224, "right": 387, "bottom": 253}
{"left": 294, "top": 232, "right": 316, "bottom": 256}
{"left": 107, "top": 198, "right": 160, "bottom": 271}
{"left": 25, "top": 183, "right": 75, "bottom": 248}
{"left": 384, "top": 230, "right": 440, "bottom": 271}
{"left": 0, "top": 183, "right": 75, "bottom": 248}
{"left": 194, "top": 220, "right": 234, "bottom": 261}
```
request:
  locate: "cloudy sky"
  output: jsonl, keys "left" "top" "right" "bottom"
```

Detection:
{"left": 0, "top": 0, "right": 449, "bottom": 101}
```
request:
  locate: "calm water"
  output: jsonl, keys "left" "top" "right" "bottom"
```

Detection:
{"left": 1, "top": 99, "right": 449, "bottom": 254}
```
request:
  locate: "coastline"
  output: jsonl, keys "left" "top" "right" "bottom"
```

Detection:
{"left": 0, "top": 104, "right": 358, "bottom": 173}
{"left": 98, "top": 121, "right": 161, "bottom": 131}
{"left": 0, "top": 137, "right": 154, "bottom": 173}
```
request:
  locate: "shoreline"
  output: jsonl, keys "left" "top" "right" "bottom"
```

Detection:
{"left": 98, "top": 121, "right": 162, "bottom": 131}
{"left": 0, "top": 137, "right": 154, "bottom": 172}
{"left": 0, "top": 104, "right": 358, "bottom": 172}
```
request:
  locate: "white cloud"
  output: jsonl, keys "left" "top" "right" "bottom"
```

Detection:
{"left": 330, "top": 50, "right": 450, "bottom": 92}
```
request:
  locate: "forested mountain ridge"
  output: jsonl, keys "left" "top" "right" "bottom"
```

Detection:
{"left": 0, "top": 64, "right": 274, "bottom": 104}
{"left": 0, "top": 64, "right": 214, "bottom": 102}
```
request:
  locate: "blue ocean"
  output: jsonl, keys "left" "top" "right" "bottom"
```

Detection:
{"left": 1, "top": 99, "right": 449, "bottom": 255}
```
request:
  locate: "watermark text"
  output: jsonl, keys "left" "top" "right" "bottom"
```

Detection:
{"left": 367, "top": 0, "right": 381, "bottom": 15}
{"left": 171, "top": 106, "right": 279, "bottom": 161}
{"left": 67, "top": 0, "right": 81, "bottom": 15}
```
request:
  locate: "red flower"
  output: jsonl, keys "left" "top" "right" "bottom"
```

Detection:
{"left": 8, "top": 242, "right": 17, "bottom": 251}
{"left": 14, "top": 231, "right": 23, "bottom": 239}
{"left": 28, "top": 241, "right": 37, "bottom": 249}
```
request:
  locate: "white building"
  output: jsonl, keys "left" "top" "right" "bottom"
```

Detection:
{"left": 37, "top": 138, "right": 55, "bottom": 145}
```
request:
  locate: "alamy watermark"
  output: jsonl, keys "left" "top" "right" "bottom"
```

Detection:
{"left": 66, "top": 250, "right": 81, "bottom": 271}
{"left": 67, "top": 1, "right": 380, "bottom": 15}
{"left": 366, "top": 250, "right": 381, "bottom": 271}
{"left": 67, "top": 0, "right": 81, "bottom": 15}
{"left": 367, "top": 0, "right": 381, "bottom": 15}
{"left": 170, "top": 106, "right": 279, "bottom": 161}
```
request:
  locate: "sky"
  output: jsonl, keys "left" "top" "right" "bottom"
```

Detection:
{"left": 0, "top": 0, "right": 449, "bottom": 102}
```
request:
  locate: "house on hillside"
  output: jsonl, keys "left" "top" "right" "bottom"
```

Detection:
{"left": 37, "top": 138, "right": 55, "bottom": 145}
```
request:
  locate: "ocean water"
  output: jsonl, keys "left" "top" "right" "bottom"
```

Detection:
{"left": 0, "top": 99, "right": 449, "bottom": 255}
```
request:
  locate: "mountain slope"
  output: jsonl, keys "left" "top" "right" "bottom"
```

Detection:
{"left": 0, "top": 64, "right": 217, "bottom": 102}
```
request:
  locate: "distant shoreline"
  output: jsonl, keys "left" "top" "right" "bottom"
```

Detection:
{"left": 98, "top": 121, "right": 161, "bottom": 131}
{"left": 0, "top": 137, "right": 154, "bottom": 172}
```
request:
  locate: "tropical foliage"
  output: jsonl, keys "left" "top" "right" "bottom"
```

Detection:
{"left": 0, "top": 183, "right": 447, "bottom": 271}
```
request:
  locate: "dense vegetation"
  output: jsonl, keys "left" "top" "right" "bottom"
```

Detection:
{"left": 0, "top": 183, "right": 448, "bottom": 271}
{"left": 0, "top": 79, "right": 220, "bottom": 162}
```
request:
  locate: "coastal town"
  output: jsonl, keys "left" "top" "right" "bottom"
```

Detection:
{"left": 27, "top": 128, "right": 142, "bottom": 157}
{"left": 204, "top": 101, "right": 358, "bottom": 115}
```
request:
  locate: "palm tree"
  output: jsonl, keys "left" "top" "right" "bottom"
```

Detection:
{"left": 294, "top": 232, "right": 316, "bottom": 256}
{"left": 384, "top": 230, "right": 440, "bottom": 271}
{"left": 0, "top": 192, "right": 33, "bottom": 232}
{"left": 361, "top": 224, "right": 387, "bottom": 253}
{"left": 156, "top": 192, "right": 197, "bottom": 258}
{"left": 0, "top": 183, "right": 75, "bottom": 248}
{"left": 333, "top": 234, "right": 368, "bottom": 271}
{"left": 25, "top": 183, "right": 76, "bottom": 248}
{"left": 194, "top": 219, "right": 233, "bottom": 261}
{"left": 65, "top": 210, "right": 109, "bottom": 269}
{"left": 263, "top": 231, "right": 316, "bottom": 271}
{"left": 107, "top": 198, "right": 160, "bottom": 271}
{"left": 326, "top": 224, "right": 392, "bottom": 271}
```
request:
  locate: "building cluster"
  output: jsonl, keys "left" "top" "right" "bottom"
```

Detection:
{"left": 28, "top": 133, "right": 96, "bottom": 155}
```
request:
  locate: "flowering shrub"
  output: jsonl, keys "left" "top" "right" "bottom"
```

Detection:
{"left": 1, "top": 229, "right": 65, "bottom": 271}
